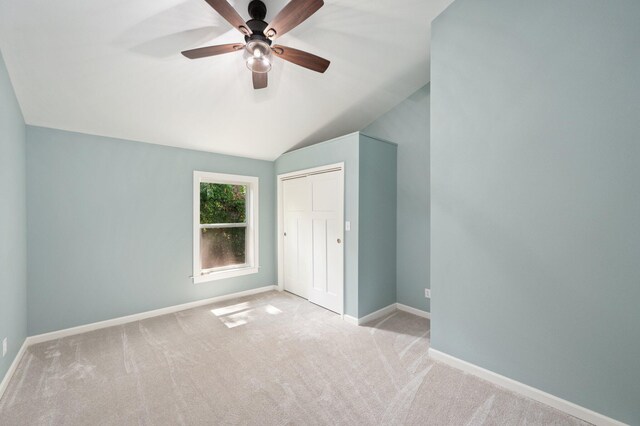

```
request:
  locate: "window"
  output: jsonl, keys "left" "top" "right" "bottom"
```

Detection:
{"left": 193, "top": 171, "right": 259, "bottom": 283}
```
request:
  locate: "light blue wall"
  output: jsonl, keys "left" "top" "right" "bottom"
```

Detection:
{"left": 275, "top": 133, "right": 360, "bottom": 317}
{"left": 431, "top": 1, "right": 640, "bottom": 423}
{"left": 26, "top": 126, "right": 276, "bottom": 335}
{"left": 358, "top": 136, "right": 397, "bottom": 317}
{"left": 0, "top": 51, "right": 27, "bottom": 382}
{"left": 362, "top": 85, "right": 430, "bottom": 312}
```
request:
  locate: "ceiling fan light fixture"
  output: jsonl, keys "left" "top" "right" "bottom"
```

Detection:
{"left": 244, "top": 40, "right": 272, "bottom": 73}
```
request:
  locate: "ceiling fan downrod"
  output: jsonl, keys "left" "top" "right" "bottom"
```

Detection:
{"left": 246, "top": 0, "right": 271, "bottom": 44}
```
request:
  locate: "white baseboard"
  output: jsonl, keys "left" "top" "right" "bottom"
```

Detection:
{"left": 428, "top": 348, "right": 626, "bottom": 426}
{"left": 397, "top": 303, "right": 431, "bottom": 319}
{"left": 343, "top": 315, "right": 359, "bottom": 325}
{"left": 27, "top": 285, "right": 277, "bottom": 345}
{"left": 343, "top": 303, "right": 431, "bottom": 325}
{"left": 352, "top": 303, "right": 398, "bottom": 325}
{"left": 0, "top": 339, "right": 29, "bottom": 401}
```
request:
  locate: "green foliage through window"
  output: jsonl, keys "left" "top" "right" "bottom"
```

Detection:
{"left": 200, "top": 228, "right": 246, "bottom": 269}
{"left": 200, "top": 183, "right": 247, "bottom": 269}
{"left": 200, "top": 183, "right": 246, "bottom": 224}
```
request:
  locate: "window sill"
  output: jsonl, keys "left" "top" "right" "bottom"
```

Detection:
{"left": 193, "top": 266, "right": 259, "bottom": 284}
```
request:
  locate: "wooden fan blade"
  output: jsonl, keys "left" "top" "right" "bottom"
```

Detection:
{"left": 271, "top": 45, "right": 330, "bottom": 73}
{"left": 264, "top": 0, "right": 323, "bottom": 40}
{"left": 253, "top": 72, "right": 268, "bottom": 90}
{"left": 181, "top": 43, "right": 244, "bottom": 59}
{"left": 204, "top": 0, "right": 252, "bottom": 35}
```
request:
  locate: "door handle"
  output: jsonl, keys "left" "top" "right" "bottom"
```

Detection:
{"left": 337, "top": 238, "right": 342, "bottom": 244}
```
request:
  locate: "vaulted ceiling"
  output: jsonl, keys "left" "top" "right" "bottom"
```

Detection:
{"left": 0, "top": 0, "right": 451, "bottom": 160}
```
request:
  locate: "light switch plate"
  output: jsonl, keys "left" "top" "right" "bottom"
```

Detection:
{"left": 345, "top": 221, "right": 351, "bottom": 231}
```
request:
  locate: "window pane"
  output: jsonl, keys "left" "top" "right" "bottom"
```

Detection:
{"left": 200, "top": 183, "right": 246, "bottom": 224}
{"left": 200, "top": 227, "right": 246, "bottom": 269}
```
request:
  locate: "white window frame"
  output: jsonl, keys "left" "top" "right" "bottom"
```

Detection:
{"left": 193, "top": 171, "right": 259, "bottom": 284}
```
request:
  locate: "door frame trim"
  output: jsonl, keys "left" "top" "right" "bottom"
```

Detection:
{"left": 277, "top": 162, "right": 345, "bottom": 315}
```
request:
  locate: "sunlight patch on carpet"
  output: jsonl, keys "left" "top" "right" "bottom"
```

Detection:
{"left": 212, "top": 302, "right": 283, "bottom": 328}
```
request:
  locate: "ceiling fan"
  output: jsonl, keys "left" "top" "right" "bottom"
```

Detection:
{"left": 182, "top": 0, "right": 330, "bottom": 90}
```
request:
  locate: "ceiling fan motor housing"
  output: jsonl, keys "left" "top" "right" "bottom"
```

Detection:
{"left": 246, "top": 0, "right": 272, "bottom": 44}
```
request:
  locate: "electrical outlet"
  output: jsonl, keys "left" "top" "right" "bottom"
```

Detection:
{"left": 345, "top": 221, "right": 351, "bottom": 231}
{"left": 2, "top": 338, "right": 6, "bottom": 357}
{"left": 424, "top": 289, "right": 431, "bottom": 299}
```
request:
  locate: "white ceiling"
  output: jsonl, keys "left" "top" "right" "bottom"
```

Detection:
{"left": 0, "top": 0, "right": 451, "bottom": 160}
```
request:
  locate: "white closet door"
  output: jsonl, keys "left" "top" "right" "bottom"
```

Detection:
{"left": 282, "top": 169, "right": 344, "bottom": 314}
{"left": 283, "top": 177, "right": 311, "bottom": 299}
{"left": 308, "top": 171, "right": 343, "bottom": 314}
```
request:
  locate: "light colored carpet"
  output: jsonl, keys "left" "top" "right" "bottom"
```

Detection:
{"left": 0, "top": 290, "right": 588, "bottom": 425}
